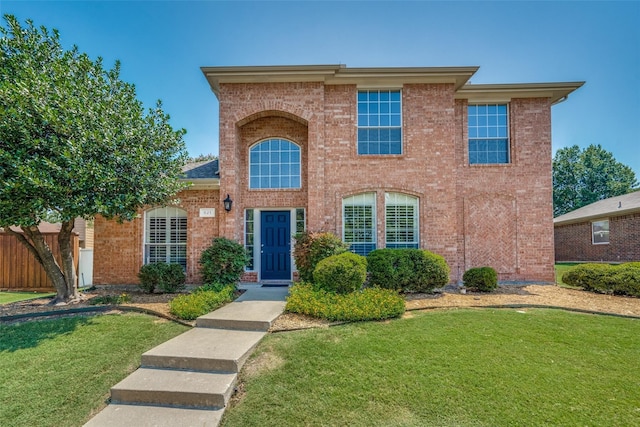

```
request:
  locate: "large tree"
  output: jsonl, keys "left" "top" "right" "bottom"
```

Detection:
{"left": 553, "top": 144, "right": 638, "bottom": 217}
{"left": 0, "top": 15, "right": 188, "bottom": 303}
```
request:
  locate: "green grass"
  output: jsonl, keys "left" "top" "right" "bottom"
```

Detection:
{"left": 555, "top": 262, "right": 581, "bottom": 286}
{"left": 222, "top": 309, "right": 640, "bottom": 427}
{"left": 0, "top": 313, "right": 188, "bottom": 427}
{"left": 0, "top": 291, "right": 54, "bottom": 305}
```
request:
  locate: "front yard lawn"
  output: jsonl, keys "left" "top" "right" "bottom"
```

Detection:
{"left": 222, "top": 309, "right": 640, "bottom": 427}
{"left": 0, "top": 313, "right": 188, "bottom": 427}
{"left": 0, "top": 291, "right": 55, "bottom": 305}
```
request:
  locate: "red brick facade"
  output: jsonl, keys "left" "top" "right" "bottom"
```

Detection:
{"left": 94, "top": 65, "right": 582, "bottom": 285}
{"left": 554, "top": 213, "right": 640, "bottom": 262}
{"left": 94, "top": 190, "right": 219, "bottom": 284}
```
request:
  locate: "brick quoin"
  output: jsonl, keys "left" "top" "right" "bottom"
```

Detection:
{"left": 94, "top": 65, "right": 583, "bottom": 285}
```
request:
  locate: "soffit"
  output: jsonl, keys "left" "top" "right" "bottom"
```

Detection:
{"left": 456, "top": 82, "right": 585, "bottom": 105}
{"left": 201, "top": 65, "right": 480, "bottom": 97}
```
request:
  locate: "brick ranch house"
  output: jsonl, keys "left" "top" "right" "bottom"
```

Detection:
{"left": 554, "top": 191, "right": 640, "bottom": 263}
{"left": 94, "top": 65, "right": 583, "bottom": 285}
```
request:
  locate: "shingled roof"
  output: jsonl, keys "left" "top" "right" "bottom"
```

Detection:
{"left": 554, "top": 191, "right": 640, "bottom": 226}
{"left": 182, "top": 159, "right": 219, "bottom": 179}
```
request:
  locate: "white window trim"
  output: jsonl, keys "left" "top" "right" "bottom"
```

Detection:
{"left": 248, "top": 138, "right": 302, "bottom": 190}
{"left": 385, "top": 192, "right": 419, "bottom": 248}
{"left": 591, "top": 219, "right": 610, "bottom": 245}
{"left": 356, "top": 89, "right": 403, "bottom": 156}
{"left": 143, "top": 206, "right": 187, "bottom": 267}
{"left": 468, "top": 103, "right": 511, "bottom": 165}
{"left": 342, "top": 192, "right": 377, "bottom": 254}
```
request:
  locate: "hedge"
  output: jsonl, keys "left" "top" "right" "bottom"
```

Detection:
{"left": 562, "top": 262, "right": 640, "bottom": 297}
{"left": 367, "top": 248, "right": 450, "bottom": 292}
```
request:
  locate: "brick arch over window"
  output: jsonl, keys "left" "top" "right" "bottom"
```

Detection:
{"left": 236, "top": 109, "right": 309, "bottom": 128}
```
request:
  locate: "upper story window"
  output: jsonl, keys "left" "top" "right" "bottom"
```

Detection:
{"left": 249, "top": 138, "right": 301, "bottom": 189}
{"left": 385, "top": 192, "right": 419, "bottom": 249}
{"left": 357, "top": 90, "right": 402, "bottom": 155}
{"left": 592, "top": 220, "right": 609, "bottom": 245}
{"left": 468, "top": 104, "right": 509, "bottom": 164}
{"left": 145, "top": 207, "right": 187, "bottom": 269}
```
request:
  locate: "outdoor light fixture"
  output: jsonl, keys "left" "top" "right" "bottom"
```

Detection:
{"left": 223, "top": 194, "right": 233, "bottom": 212}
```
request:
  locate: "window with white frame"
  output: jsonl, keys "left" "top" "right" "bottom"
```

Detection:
{"left": 145, "top": 207, "right": 187, "bottom": 268}
{"left": 592, "top": 220, "right": 609, "bottom": 244}
{"left": 343, "top": 193, "right": 376, "bottom": 256}
{"left": 244, "top": 209, "right": 255, "bottom": 270}
{"left": 385, "top": 192, "right": 419, "bottom": 248}
{"left": 357, "top": 90, "right": 402, "bottom": 155}
{"left": 249, "top": 138, "right": 301, "bottom": 189}
{"left": 468, "top": 104, "right": 509, "bottom": 164}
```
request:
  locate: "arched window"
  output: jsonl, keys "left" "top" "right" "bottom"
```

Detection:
{"left": 343, "top": 193, "right": 376, "bottom": 256}
{"left": 385, "top": 192, "right": 419, "bottom": 248}
{"left": 144, "top": 207, "right": 187, "bottom": 268}
{"left": 249, "top": 138, "right": 301, "bottom": 189}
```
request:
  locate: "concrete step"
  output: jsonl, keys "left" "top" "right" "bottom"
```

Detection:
{"left": 110, "top": 367, "right": 236, "bottom": 408}
{"left": 141, "top": 327, "right": 265, "bottom": 373}
{"left": 83, "top": 403, "right": 223, "bottom": 427}
{"left": 196, "top": 299, "right": 286, "bottom": 331}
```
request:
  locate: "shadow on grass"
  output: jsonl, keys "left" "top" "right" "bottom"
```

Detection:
{"left": 0, "top": 316, "right": 91, "bottom": 352}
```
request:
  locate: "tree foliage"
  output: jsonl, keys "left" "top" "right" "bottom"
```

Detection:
{"left": 553, "top": 144, "right": 638, "bottom": 217}
{"left": 0, "top": 15, "right": 188, "bottom": 302}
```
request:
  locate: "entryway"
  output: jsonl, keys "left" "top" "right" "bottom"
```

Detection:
{"left": 260, "top": 211, "right": 291, "bottom": 280}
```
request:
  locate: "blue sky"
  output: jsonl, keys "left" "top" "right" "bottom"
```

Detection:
{"left": 2, "top": 1, "right": 639, "bottom": 175}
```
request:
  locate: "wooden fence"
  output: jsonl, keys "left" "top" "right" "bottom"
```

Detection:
{"left": 0, "top": 232, "right": 79, "bottom": 292}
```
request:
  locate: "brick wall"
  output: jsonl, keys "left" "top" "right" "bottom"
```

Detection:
{"left": 94, "top": 189, "right": 220, "bottom": 285}
{"left": 95, "top": 80, "right": 558, "bottom": 284}
{"left": 555, "top": 212, "right": 640, "bottom": 262}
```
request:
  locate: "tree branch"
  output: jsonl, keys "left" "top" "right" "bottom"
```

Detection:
{"left": 3, "top": 226, "right": 45, "bottom": 265}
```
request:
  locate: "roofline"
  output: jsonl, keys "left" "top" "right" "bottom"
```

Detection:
{"left": 456, "top": 81, "right": 585, "bottom": 105}
{"left": 554, "top": 206, "right": 640, "bottom": 226}
{"left": 179, "top": 178, "right": 220, "bottom": 190}
{"left": 201, "top": 64, "right": 480, "bottom": 98}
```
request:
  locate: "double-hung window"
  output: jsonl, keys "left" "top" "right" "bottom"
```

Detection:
{"left": 468, "top": 104, "right": 509, "bottom": 164}
{"left": 343, "top": 193, "right": 377, "bottom": 255}
{"left": 592, "top": 220, "right": 609, "bottom": 244}
{"left": 357, "top": 90, "right": 402, "bottom": 155}
{"left": 144, "top": 207, "right": 187, "bottom": 268}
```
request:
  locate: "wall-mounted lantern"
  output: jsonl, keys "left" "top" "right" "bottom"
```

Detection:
{"left": 223, "top": 194, "right": 233, "bottom": 212}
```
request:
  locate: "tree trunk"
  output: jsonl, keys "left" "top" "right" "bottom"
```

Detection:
{"left": 58, "top": 220, "right": 79, "bottom": 301}
{"left": 12, "top": 225, "right": 78, "bottom": 303}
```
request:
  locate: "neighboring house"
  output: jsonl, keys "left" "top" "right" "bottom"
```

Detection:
{"left": 94, "top": 65, "right": 583, "bottom": 285}
{"left": 554, "top": 191, "right": 640, "bottom": 262}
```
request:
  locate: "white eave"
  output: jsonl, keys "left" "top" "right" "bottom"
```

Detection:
{"left": 456, "top": 82, "right": 585, "bottom": 105}
{"left": 179, "top": 178, "right": 220, "bottom": 190}
{"left": 201, "top": 64, "right": 480, "bottom": 98}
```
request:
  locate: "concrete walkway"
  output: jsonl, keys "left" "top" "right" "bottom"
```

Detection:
{"left": 84, "top": 284, "right": 289, "bottom": 427}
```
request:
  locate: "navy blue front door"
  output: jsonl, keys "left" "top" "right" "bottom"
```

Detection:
{"left": 260, "top": 211, "right": 291, "bottom": 280}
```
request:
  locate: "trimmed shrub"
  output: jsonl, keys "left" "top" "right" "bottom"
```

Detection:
{"left": 138, "top": 263, "right": 186, "bottom": 294}
{"left": 463, "top": 267, "right": 498, "bottom": 292}
{"left": 313, "top": 252, "right": 367, "bottom": 294}
{"left": 562, "top": 263, "right": 613, "bottom": 293}
{"left": 294, "top": 231, "right": 349, "bottom": 282}
{"left": 285, "top": 283, "right": 405, "bottom": 322}
{"left": 169, "top": 286, "right": 235, "bottom": 320}
{"left": 199, "top": 237, "right": 248, "bottom": 286}
{"left": 562, "top": 262, "right": 640, "bottom": 297}
{"left": 367, "top": 249, "right": 450, "bottom": 293}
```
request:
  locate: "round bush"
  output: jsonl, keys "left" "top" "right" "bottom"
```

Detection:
{"left": 199, "top": 237, "right": 248, "bottom": 286}
{"left": 367, "top": 249, "right": 450, "bottom": 293}
{"left": 463, "top": 267, "right": 498, "bottom": 292}
{"left": 294, "top": 231, "right": 349, "bottom": 283}
{"left": 313, "top": 252, "right": 367, "bottom": 294}
{"left": 138, "top": 263, "right": 185, "bottom": 294}
{"left": 562, "top": 263, "right": 613, "bottom": 293}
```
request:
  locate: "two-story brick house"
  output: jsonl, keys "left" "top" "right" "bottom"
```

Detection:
{"left": 94, "top": 65, "right": 583, "bottom": 285}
